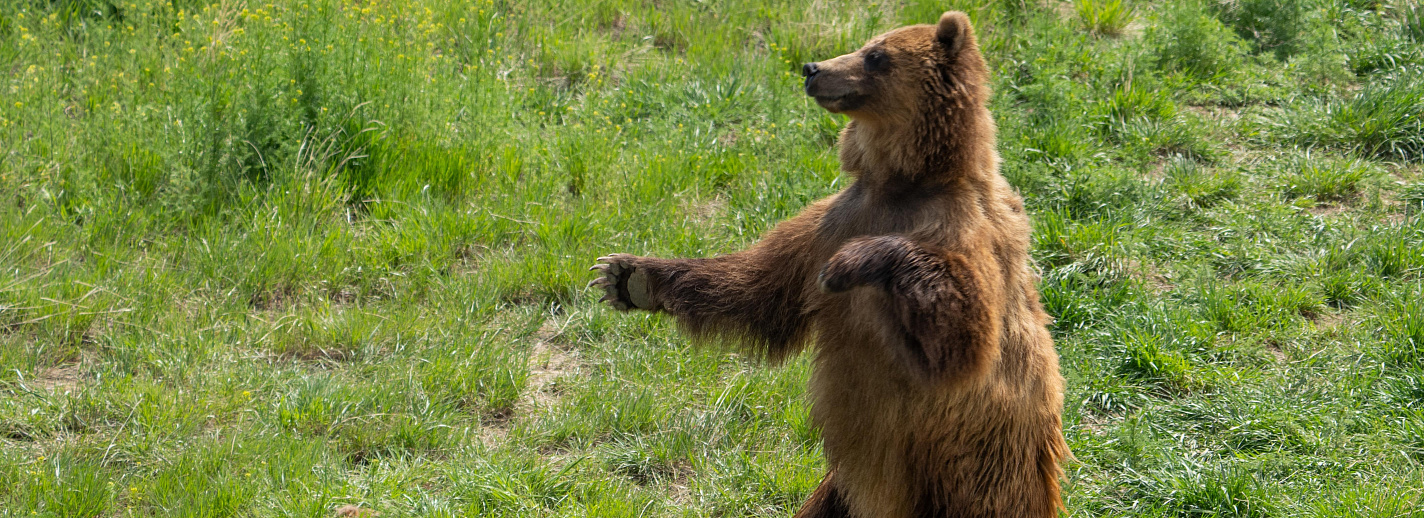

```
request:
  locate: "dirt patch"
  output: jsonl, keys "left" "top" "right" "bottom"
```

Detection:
{"left": 33, "top": 364, "right": 81, "bottom": 393}
{"left": 1311, "top": 312, "right": 1345, "bottom": 330}
{"left": 682, "top": 196, "right": 727, "bottom": 227}
{"left": 1184, "top": 105, "right": 1242, "bottom": 122}
{"left": 1121, "top": 19, "right": 1146, "bottom": 39}
{"left": 1053, "top": 0, "right": 1077, "bottom": 22}
{"left": 1073, "top": 412, "right": 1120, "bottom": 437}
{"left": 1127, "top": 259, "right": 1174, "bottom": 292}
{"left": 328, "top": 288, "right": 359, "bottom": 305}
{"left": 249, "top": 286, "right": 296, "bottom": 312}
{"left": 480, "top": 320, "right": 582, "bottom": 448}
{"left": 666, "top": 471, "right": 693, "bottom": 506}
{"left": 717, "top": 130, "right": 739, "bottom": 148}
{"left": 1264, "top": 343, "right": 1288, "bottom": 363}
{"left": 594, "top": 12, "right": 627, "bottom": 39}
{"left": 1144, "top": 160, "right": 1168, "bottom": 182}
{"left": 452, "top": 243, "right": 488, "bottom": 276}
{"left": 521, "top": 321, "right": 578, "bottom": 412}
{"left": 279, "top": 347, "right": 353, "bottom": 363}
{"left": 1308, "top": 204, "right": 1349, "bottom": 217}
{"left": 334, "top": 505, "right": 379, "bottom": 518}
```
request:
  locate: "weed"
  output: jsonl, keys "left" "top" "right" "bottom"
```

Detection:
{"left": 1076, "top": 0, "right": 1137, "bottom": 37}
{"left": 1402, "top": 181, "right": 1424, "bottom": 216}
{"left": 1104, "top": 85, "right": 1178, "bottom": 122}
{"left": 1277, "top": 68, "right": 1424, "bottom": 160}
{"left": 1165, "top": 158, "right": 1240, "bottom": 209}
{"left": 1118, "top": 330, "right": 1197, "bottom": 391}
{"left": 8, "top": 451, "right": 113, "bottom": 517}
{"left": 1373, "top": 288, "right": 1424, "bottom": 367}
{"left": 1406, "top": 3, "right": 1424, "bottom": 42}
{"left": 1212, "top": 0, "right": 1307, "bottom": 58}
{"left": 1150, "top": 1, "right": 1248, "bottom": 81}
{"left": 1278, "top": 154, "right": 1378, "bottom": 202}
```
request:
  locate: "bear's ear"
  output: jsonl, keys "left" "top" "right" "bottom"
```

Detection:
{"left": 936, "top": 11, "right": 973, "bottom": 57}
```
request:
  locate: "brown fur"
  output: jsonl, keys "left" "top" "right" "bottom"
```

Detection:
{"left": 590, "top": 12, "right": 1068, "bottom": 518}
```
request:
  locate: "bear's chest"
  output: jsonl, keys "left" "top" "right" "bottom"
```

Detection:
{"left": 819, "top": 185, "right": 932, "bottom": 237}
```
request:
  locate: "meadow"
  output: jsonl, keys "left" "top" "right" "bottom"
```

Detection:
{"left": 3, "top": 0, "right": 1424, "bottom": 515}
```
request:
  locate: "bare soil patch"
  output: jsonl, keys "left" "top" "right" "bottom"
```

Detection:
{"left": 334, "top": 505, "right": 380, "bottom": 518}
{"left": 33, "top": 364, "right": 82, "bottom": 393}
{"left": 480, "top": 320, "right": 582, "bottom": 447}
{"left": 1308, "top": 204, "right": 1348, "bottom": 217}
{"left": 1265, "top": 343, "right": 1288, "bottom": 363}
{"left": 521, "top": 321, "right": 579, "bottom": 412}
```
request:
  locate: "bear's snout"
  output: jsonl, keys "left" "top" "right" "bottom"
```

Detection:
{"left": 802, "top": 62, "right": 820, "bottom": 94}
{"left": 800, "top": 53, "right": 869, "bottom": 113}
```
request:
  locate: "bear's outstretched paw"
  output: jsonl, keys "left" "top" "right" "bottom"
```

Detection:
{"left": 588, "top": 255, "right": 631, "bottom": 311}
{"left": 588, "top": 254, "right": 655, "bottom": 311}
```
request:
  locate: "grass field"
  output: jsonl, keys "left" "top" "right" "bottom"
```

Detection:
{"left": 4, "top": 0, "right": 1424, "bottom": 515}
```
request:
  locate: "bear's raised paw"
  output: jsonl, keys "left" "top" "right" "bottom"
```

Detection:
{"left": 818, "top": 236, "right": 911, "bottom": 293}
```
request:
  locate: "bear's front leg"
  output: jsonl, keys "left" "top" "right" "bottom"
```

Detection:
{"left": 819, "top": 235, "right": 1001, "bottom": 381}
{"left": 585, "top": 246, "right": 818, "bottom": 358}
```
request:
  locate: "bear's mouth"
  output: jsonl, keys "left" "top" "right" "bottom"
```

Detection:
{"left": 811, "top": 92, "right": 867, "bottom": 113}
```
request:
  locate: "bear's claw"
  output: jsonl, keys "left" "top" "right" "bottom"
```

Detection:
{"left": 588, "top": 254, "right": 642, "bottom": 311}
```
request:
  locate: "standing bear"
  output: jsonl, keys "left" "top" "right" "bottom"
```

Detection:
{"left": 589, "top": 12, "right": 1068, "bottom": 518}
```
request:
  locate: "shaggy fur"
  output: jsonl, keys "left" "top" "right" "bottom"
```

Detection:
{"left": 590, "top": 12, "right": 1068, "bottom": 518}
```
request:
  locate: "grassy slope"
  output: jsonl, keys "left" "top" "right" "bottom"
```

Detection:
{"left": 3, "top": 0, "right": 1424, "bottom": 515}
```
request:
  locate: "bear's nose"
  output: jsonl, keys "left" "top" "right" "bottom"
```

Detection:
{"left": 802, "top": 62, "right": 819, "bottom": 78}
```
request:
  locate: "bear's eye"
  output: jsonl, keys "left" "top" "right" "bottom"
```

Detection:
{"left": 864, "top": 50, "right": 889, "bottom": 73}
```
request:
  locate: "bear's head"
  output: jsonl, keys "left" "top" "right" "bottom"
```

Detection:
{"left": 802, "top": 12, "right": 992, "bottom": 183}
{"left": 803, "top": 11, "right": 987, "bottom": 121}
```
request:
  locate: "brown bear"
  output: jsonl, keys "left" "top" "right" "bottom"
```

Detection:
{"left": 589, "top": 12, "right": 1068, "bottom": 518}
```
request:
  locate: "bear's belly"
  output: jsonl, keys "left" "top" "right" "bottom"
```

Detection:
{"left": 809, "top": 313, "right": 934, "bottom": 518}
{"left": 808, "top": 302, "right": 1059, "bottom": 518}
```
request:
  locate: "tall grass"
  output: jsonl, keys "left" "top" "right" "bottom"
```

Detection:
{"left": 1277, "top": 69, "right": 1424, "bottom": 160}
{"left": 1076, "top": 0, "right": 1137, "bottom": 37}
{"left": 1210, "top": 0, "right": 1307, "bottom": 58}
{"left": 1149, "top": 1, "right": 1247, "bottom": 81}
{"left": 1277, "top": 154, "right": 1378, "bottom": 202}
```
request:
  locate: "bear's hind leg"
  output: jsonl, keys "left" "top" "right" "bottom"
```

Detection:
{"left": 794, "top": 470, "right": 853, "bottom": 518}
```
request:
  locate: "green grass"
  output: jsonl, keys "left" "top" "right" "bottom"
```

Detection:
{"left": 4, "top": 0, "right": 1424, "bottom": 516}
{"left": 1076, "top": 0, "right": 1137, "bottom": 37}
{"left": 1148, "top": 0, "right": 1249, "bottom": 81}
{"left": 1276, "top": 154, "right": 1379, "bottom": 202}
{"left": 1277, "top": 68, "right": 1424, "bottom": 160}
